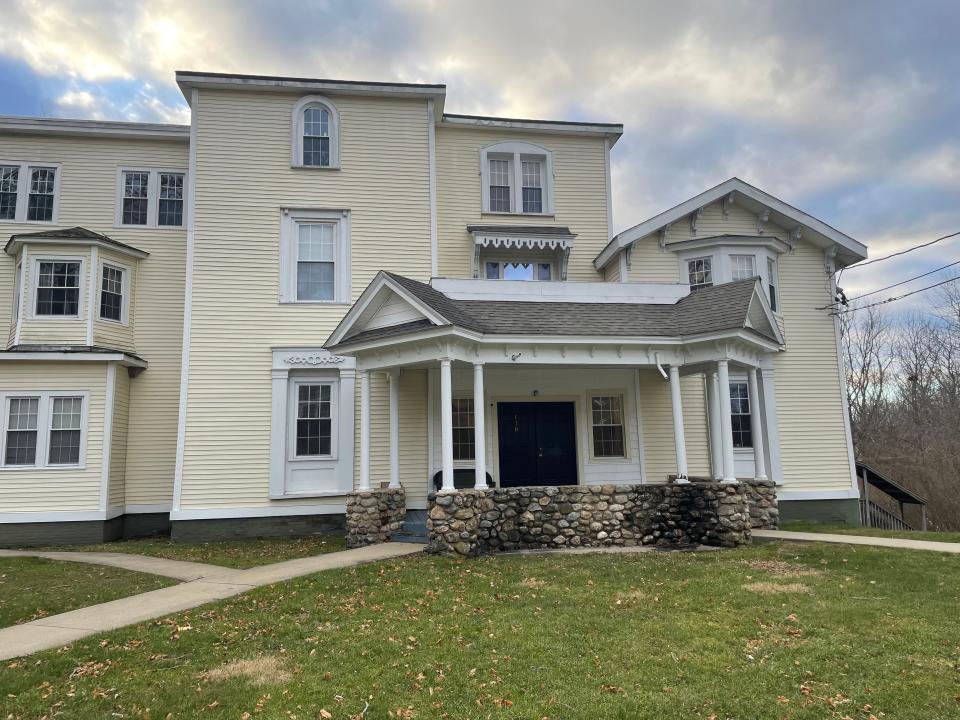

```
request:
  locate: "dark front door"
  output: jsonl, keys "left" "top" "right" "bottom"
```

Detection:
{"left": 497, "top": 402, "right": 578, "bottom": 487}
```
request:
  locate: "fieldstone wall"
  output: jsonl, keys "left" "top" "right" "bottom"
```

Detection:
{"left": 743, "top": 480, "right": 779, "bottom": 529}
{"left": 345, "top": 487, "right": 406, "bottom": 548}
{"left": 426, "top": 482, "right": 751, "bottom": 557}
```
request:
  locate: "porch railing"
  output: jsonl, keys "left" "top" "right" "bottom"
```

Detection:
{"left": 861, "top": 500, "right": 914, "bottom": 531}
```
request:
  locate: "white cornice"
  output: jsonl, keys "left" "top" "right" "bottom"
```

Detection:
{"left": 0, "top": 116, "right": 189, "bottom": 141}
{"left": 442, "top": 114, "right": 623, "bottom": 144}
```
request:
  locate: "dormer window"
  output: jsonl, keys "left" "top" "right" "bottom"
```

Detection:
{"left": 480, "top": 142, "right": 553, "bottom": 215}
{"left": 292, "top": 96, "right": 340, "bottom": 169}
{"left": 687, "top": 257, "right": 713, "bottom": 291}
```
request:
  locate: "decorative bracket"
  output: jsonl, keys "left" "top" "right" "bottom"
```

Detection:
{"left": 560, "top": 245, "right": 571, "bottom": 280}
{"left": 788, "top": 227, "right": 802, "bottom": 252}
{"left": 624, "top": 242, "right": 633, "bottom": 269}
{"left": 658, "top": 223, "right": 672, "bottom": 251}
{"left": 690, "top": 207, "right": 704, "bottom": 235}
{"left": 284, "top": 351, "right": 345, "bottom": 366}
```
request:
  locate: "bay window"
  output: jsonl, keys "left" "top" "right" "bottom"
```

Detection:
{"left": 730, "top": 254, "right": 755, "bottom": 281}
{"left": 687, "top": 257, "right": 713, "bottom": 290}
{"left": 35, "top": 260, "right": 81, "bottom": 317}
{"left": 99, "top": 264, "right": 125, "bottom": 322}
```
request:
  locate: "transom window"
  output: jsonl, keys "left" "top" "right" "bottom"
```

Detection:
{"left": 452, "top": 398, "right": 475, "bottom": 460}
{"left": 2, "top": 393, "right": 86, "bottom": 468}
{"left": 480, "top": 142, "right": 553, "bottom": 215}
{"left": 0, "top": 162, "right": 58, "bottom": 223}
{"left": 118, "top": 169, "right": 186, "bottom": 228}
{"left": 687, "top": 257, "right": 713, "bottom": 290}
{"left": 730, "top": 382, "right": 753, "bottom": 448}
{"left": 295, "top": 384, "right": 332, "bottom": 457}
{"left": 280, "top": 209, "right": 351, "bottom": 304}
{"left": 35, "top": 260, "right": 80, "bottom": 316}
{"left": 99, "top": 265, "right": 124, "bottom": 322}
{"left": 484, "top": 261, "right": 552, "bottom": 281}
{"left": 730, "top": 254, "right": 756, "bottom": 281}
{"left": 591, "top": 394, "right": 625, "bottom": 458}
{"left": 292, "top": 96, "right": 340, "bottom": 169}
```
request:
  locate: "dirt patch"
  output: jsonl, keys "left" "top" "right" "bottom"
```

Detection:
{"left": 519, "top": 577, "right": 546, "bottom": 589}
{"left": 743, "top": 582, "right": 812, "bottom": 595}
{"left": 612, "top": 588, "right": 648, "bottom": 607}
{"left": 743, "top": 560, "right": 822, "bottom": 578}
{"left": 205, "top": 656, "right": 292, "bottom": 686}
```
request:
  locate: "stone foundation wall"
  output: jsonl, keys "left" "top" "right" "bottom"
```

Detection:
{"left": 426, "top": 482, "right": 751, "bottom": 557}
{"left": 345, "top": 487, "right": 406, "bottom": 548}
{"left": 743, "top": 480, "right": 779, "bottom": 529}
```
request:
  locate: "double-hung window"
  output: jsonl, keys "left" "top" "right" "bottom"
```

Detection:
{"left": 99, "top": 265, "right": 125, "bottom": 322}
{"left": 766, "top": 257, "right": 779, "bottom": 312}
{"left": 729, "top": 382, "right": 753, "bottom": 448}
{"left": 2, "top": 393, "right": 86, "bottom": 468}
{"left": 591, "top": 394, "right": 626, "bottom": 458}
{"left": 730, "top": 254, "right": 756, "bottom": 281}
{"left": 35, "top": 260, "right": 81, "bottom": 316}
{"left": 280, "top": 209, "right": 351, "bottom": 304}
{"left": 0, "top": 162, "right": 59, "bottom": 223}
{"left": 118, "top": 169, "right": 186, "bottom": 228}
{"left": 480, "top": 142, "right": 553, "bottom": 214}
{"left": 452, "top": 398, "right": 475, "bottom": 461}
{"left": 687, "top": 257, "right": 713, "bottom": 290}
{"left": 292, "top": 96, "right": 340, "bottom": 168}
{"left": 295, "top": 383, "right": 333, "bottom": 457}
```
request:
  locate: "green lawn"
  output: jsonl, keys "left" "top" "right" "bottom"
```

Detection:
{"left": 2, "top": 542, "right": 958, "bottom": 719}
{"left": 37, "top": 535, "right": 347, "bottom": 569}
{"left": 0, "top": 557, "right": 175, "bottom": 627}
{"left": 781, "top": 520, "right": 960, "bottom": 543}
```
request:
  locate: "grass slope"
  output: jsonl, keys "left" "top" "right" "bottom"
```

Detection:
{"left": 36, "top": 535, "right": 347, "bottom": 569}
{"left": 781, "top": 521, "right": 960, "bottom": 543}
{"left": 0, "top": 557, "right": 175, "bottom": 627}
{"left": 2, "top": 542, "right": 958, "bottom": 719}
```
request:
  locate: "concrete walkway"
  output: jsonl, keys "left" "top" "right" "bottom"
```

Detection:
{"left": 753, "top": 529, "right": 960, "bottom": 554}
{"left": 0, "top": 542, "right": 423, "bottom": 661}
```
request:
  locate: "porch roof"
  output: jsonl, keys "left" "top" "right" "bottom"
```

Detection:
{"left": 328, "top": 273, "right": 780, "bottom": 349}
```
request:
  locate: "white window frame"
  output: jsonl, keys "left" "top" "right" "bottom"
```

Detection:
{"left": 114, "top": 167, "right": 187, "bottom": 229}
{"left": 587, "top": 391, "right": 629, "bottom": 460}
{"left": 0, "top": 161, "right": 61, "bottom": 224}
{"left": 279, "top": 208, "right": 352, "bottom": 305}
{"left": 730, "top": 254, "right": 756, "bottom": 281}
{"left": 685, "top": 255, "right": 714, "bottom": 290}
{"left": 766, "top": 256, "right": 780, "bottom": 313}
{"left": 29, "top": 254, "right": 85, "bottom": 320}
{"left": 287, "top": 378, "right": 339, "bottom": 462}
{"left": 451, "top": 397, "right": 475, "bottom": 463}
{"left": 482, "top": 259, "right": 554, "bottom": 281}
{"left": 97, "top": 260, "right": 131, "bottom": 326}
{"left": 480, "top": 142, "right": 554, "bottom": 215}
{"left": 291, "top": 96, "right": 341, "bottom": 169}
{"left": 0, "top": 390, "right": 89, "bottom": 470}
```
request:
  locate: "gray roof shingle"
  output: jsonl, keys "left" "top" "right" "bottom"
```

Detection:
{"left": 6, "top": 227, "right": 149, "bottom": 256}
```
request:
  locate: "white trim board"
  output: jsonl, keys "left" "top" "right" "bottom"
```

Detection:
{"left": 170, "top": 504, "right": 347, "bottom": 521}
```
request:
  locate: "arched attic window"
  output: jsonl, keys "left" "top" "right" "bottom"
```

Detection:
{"left": 480, "top": 141, "right": 554, "bottom": 215}
{"left": 291, "top": 96, "right": 340, "bottom": 168}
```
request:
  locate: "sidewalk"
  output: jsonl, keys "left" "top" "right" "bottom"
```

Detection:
{"left": 753, "top": 529, "right": 960, "bottom": 554}
{"left": 0, "top": 542, "right": 423, "bottom": 661}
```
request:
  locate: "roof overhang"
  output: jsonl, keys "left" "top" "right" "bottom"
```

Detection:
{"left": 442, "top": 114, "right": 623, "bottom": 146}
{"left": 176, "top": 71, "right": 447, "bottom": 118}
{"left": 662, "top": 234, "right": 794, "bottom": 255}
{"left": 595, "top": 177, "right": 867, "bottom": 270}
{"left": 0, "top": 115, "right": 188, "bottom": 141}
{"left": 5, "top": 234, "right": 149, "bottom": 259}
{"left": 469, "top": 225, "right": 575, "bottom": 252}
{"left": 0, "top": 347, "right": 147, "bottom": 371}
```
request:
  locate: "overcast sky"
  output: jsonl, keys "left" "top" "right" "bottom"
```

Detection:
{"left": 2, "top": 0, "right": 958, "bottom": 310}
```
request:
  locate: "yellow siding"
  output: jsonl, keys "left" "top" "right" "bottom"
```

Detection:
{"left": 435, "top": 126, "right": 609, "bottom": 280}
{"left": 180, "top": 89, "right": 432, "bottom": 509}
{"left": 603, "top": 258, "right": 621, "bottom": 283}
{"left": 108, "top": 367, "right": 130, "bottom": 508}
{"left": 0, "top": 361, "right": 106, "bottom": 512}
{"left": 637, "top": 370, "right": 711, "bottom": 482}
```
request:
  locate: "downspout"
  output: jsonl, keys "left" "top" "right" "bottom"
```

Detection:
{"left": 654, "top": 351, "right": 668, "bottom": 380}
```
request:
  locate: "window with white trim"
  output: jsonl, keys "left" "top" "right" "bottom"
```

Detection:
{"left": 35, "top": 260, "right": 81, "bottom": 316}
{"left": 484, "top": 261, "right": 552, "bottom": 281}
{"left": 590, "top": 394, "right": 625, "bottom": 458}
{"left": 295, "top": 383, "right": 333, "bottom": 457}
{"left": 730, "top": 382, "right": 752, "bottom": 449}
{"left": 480, "top": 142, "right": 553, "bottom": 214}
{"left": 292, "top": 96, "right": 340, "bottom": 169}
{"left": 280, "top": 209, "right": 351, "bottom": 304}
{"left": 99, "top": 264, "right": 125, "bottom": 322}
{"left": 766, "top": 257, "right": 779, "bottom": 312}
{"left": 730, "top": 254, "right": 756, "bottom": 281}
{"left": 117, "top": 169, "right": 185, "bottom": 228}
{"left": 452, "top": 398, "right": 475, "bottom": 460}
{"left": 0, "top": 162, "right": 58, "bottom": 223}
{"left": 2, "top": 393, "right": 86, "bottom": 468}
{"left": 687, "top": 257, "right": 713, "bottom": 291}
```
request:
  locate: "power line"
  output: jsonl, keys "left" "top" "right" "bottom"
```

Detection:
{"left": 844, "top": 230, "right": 960, "bottom": 270}
{"left": 818, "top": 258, "right": 960, "bottom": 309}
{"left": 833, "top": 275, "right": 960, "bottom": 315}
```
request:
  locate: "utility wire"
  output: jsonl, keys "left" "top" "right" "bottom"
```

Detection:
{"left": 832, "top": 275, "right": 960, "bottom": 315}
{"left": 817, "top": 258, "right": 960, "bottom": 309}
{"left": 843, "top": 230, "right": 960, "bottom": 270}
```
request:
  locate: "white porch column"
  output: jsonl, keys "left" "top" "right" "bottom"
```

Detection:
{"left": 758, "top": 366, "right": 783, "bottom": 484}
{"left": 716, "top": 360, "right": 737, "bottom": 483}
{"left": 439, "top": 358, "right": 455, "bottom": 491}
{"left": 747, "top": 367, "right": 768, "bottom": 481}
{"left": 473, "top": 362, "right": 487, "bottom": 489}
{"left": 388, "top": 371, "right": 400, "bottom": 488}
{"left": 707, "top": 371, "right": 723, "bottom": 480}
{"left": 358, "top": 368, "right": 371, "bottom": 491}
{"left": 668, "top": 365, "right": 689, "bottom": 482}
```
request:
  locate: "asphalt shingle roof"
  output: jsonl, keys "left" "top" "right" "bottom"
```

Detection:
{"left": 6, "top": 227, "right": 149, "bottom": 256}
